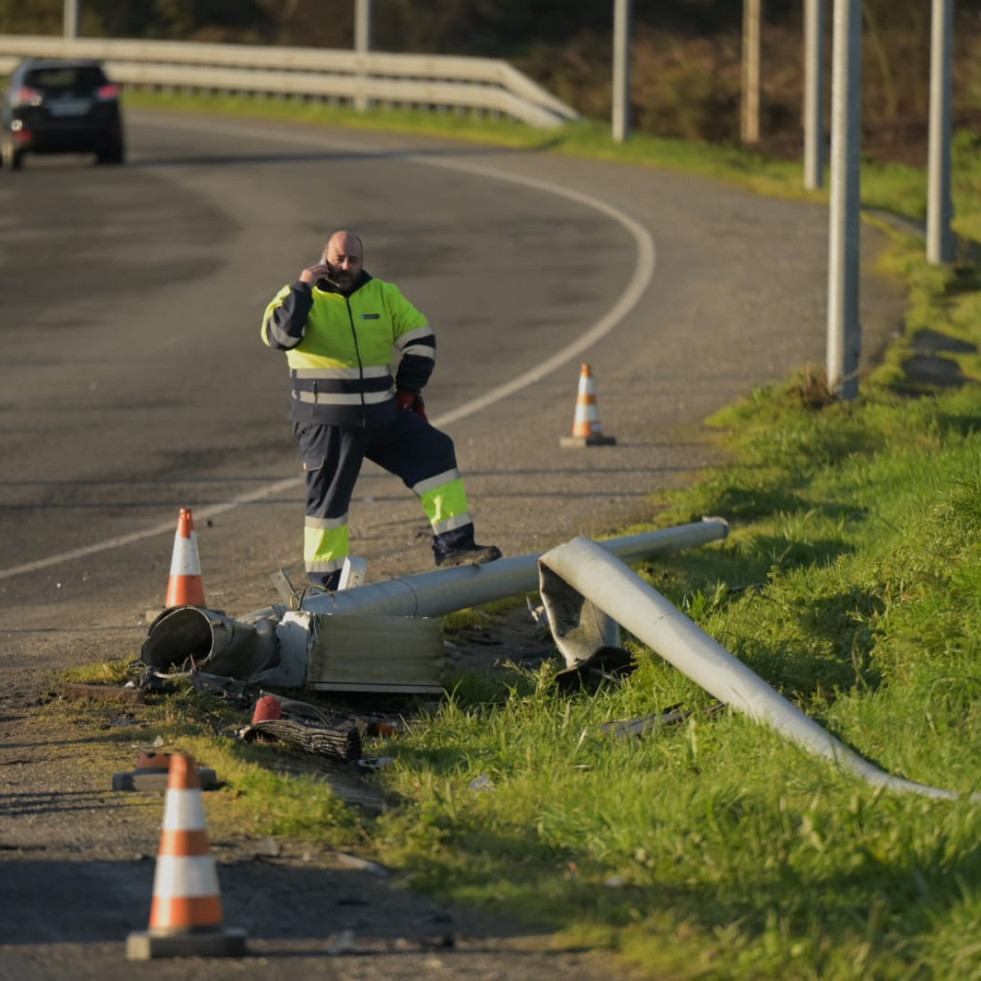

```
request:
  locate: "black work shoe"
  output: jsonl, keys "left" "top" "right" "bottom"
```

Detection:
{"left": 434, "top": 543, "right": 502, "bottom": 568}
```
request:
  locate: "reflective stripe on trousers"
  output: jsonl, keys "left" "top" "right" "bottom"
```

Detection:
{"left": 295, "top": 411, "right": 471, "bottom": 577}
{"left": 413, "top": 469, "right": 471, "bottom": 535}
{"left": 303, "top": 514, "right": 349, "bottom": 574}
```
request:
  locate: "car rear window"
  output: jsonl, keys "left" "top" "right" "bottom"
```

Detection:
{"left": 25, "top": 66, "right": 108, "bottom": 90}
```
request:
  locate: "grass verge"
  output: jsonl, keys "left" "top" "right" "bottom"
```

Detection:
{"left": 58, "top": 91, "right": 981, "bottom": 979}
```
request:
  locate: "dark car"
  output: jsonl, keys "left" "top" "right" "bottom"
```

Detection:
{"left": 1, "top": 57, "right": 125, "bottom": 170}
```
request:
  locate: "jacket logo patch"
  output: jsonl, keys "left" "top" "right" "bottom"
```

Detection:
{"left": 360, "top": 313, "right": 380, "bottom": 319}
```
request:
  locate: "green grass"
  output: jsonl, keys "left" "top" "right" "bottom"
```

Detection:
{"left": 360, "top": 386, "right": 981, "bottom": 981}
{"left": 94, "top": 89, "right": 981, "bottom": 978}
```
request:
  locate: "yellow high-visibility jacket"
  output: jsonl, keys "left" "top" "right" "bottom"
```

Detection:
{"left": 261, "top": 272, "right": 435, "bottom": 426}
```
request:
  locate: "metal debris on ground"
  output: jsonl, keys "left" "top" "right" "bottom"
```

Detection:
{"left": 601, "top": 701, "right": 726, "bottom": 738}
{"left": 187, "top": 670, "right": 250, "bottom": 705}
{"left": 324, "top": 930, "right": 453, "bottom": 956}
{"left": 259, "top": 692, "right": 406, "bottom": 738}
{"left": 525, "top": 596, "right": 551, "bottom": 633}
{"left": 553, "top": 645, "right": 635, "bottom": 692}
{"left": 134, "top": 663, "right": 245, "bottom": 700}
{"left": 270, "top": 568, "right": 302, "bottom": 608}
{"left": 60, "top": 682, "right": 145, "bottom": 705}
{"left": 239, "top": 717, "right": 363, "bottom": 762}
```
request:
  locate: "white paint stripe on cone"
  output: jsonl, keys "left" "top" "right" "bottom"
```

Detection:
{"left": 169, "top": 532, "right": 202, "bottom": 575}
{"left": 162, "top": 790, "right": 208, "bottom": 830}
{"left": 152, "top": 856, "right": 222, "bottom": 898}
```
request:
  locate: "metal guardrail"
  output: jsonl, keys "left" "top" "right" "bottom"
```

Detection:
{"left": 0, "top": 34, "right": 580, "bottom": 130}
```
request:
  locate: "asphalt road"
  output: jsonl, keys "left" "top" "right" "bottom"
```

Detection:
{"left": 0, "top": 109, "right": 907, "bottom": 979}
{"left": 0, "top": 109, "right": 904, "bottom": 627}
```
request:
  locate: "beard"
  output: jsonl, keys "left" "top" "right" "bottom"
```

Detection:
{"left": 326, "top": 267, "right": 356, "bottom": 293}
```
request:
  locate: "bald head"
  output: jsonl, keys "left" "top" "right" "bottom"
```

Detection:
{"left": 321, "top": 230, "right": 364, "bottom": 293}
{"left": 324, "top": 231, "right": 363, "bottom": 262}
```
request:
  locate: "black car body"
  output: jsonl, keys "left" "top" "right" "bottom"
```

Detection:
{"left": 1, "top": 57, "right": 125, "bottom": 169}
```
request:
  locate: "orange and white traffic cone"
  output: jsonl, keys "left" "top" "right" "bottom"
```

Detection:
{"left": 126, "top": 754, "right": 246, "bottom": 960}
{"left": 559, "top": 363, "right": 617, "bottom": 448}
{"left": 165, "top": 507, "right": 206, "bottom": 607}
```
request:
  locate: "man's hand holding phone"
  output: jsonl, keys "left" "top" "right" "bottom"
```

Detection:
{"left": 300, "top": 261, "right": 331, "bottom": 285}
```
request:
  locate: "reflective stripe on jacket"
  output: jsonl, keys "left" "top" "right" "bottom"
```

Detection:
{"left": 261, "top": 273, "right": 435, "bottom": 426}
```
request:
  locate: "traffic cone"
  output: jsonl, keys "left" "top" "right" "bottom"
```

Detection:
{"left": 165, "top": 507, "right": 206, "bottom": 607}
{"left": 559, "top": 363, "right": 617, "bottom": 448}
{"left": 126, "top": 754, "right": 246, "bottom": 960}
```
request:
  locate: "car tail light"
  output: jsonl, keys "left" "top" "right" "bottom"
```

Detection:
{"left": 13, "top": 128, "right": 33, "bottom": 143}
{"left": 12, "top": 86, "right": 43, "bottom": 107}
{"left": 96, "top": 84, "right": 120, "bottom": 101}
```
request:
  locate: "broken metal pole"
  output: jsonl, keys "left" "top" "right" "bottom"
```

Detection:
{"left": 141, "top": 519, "right": 730, "bottom": 684}
{"left": 538, "top": 536, "right": 980, "bottom": 803}
{"left": 262, "top": 518, "right": 729, "bottom": 687}
{"left": 141, "top": 606, "right": 280, "bottom": 680}
{"left": 288, "top": 517, "right": 730, "bottom": 620}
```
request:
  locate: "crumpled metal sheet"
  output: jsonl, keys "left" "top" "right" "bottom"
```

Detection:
{"left": 537, "top": 561, "right": 634, "bottom": 689}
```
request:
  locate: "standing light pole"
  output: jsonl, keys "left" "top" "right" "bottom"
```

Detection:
{"left": 354, "top": 0, "right": 373, "bottom": 113}
{"left": 612, "top": 0, "right": 632, "bottom": 143}
{"left": 804, "top": 0, "right": 825, "bottom": 189}
{"left": 826, "top": 0, "right": 862, "bottom": 401}
{"left": 64, "top": 0, "right": 79, "bottom": 40}
{"left": 927, "top": 0, "right": 955, "bottom": 265}
{"left": 741, "top": 0, "right": 762, "bottom": 144}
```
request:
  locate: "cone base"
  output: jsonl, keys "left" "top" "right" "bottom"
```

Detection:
{"left": 112, "top": 767, "right": 218, "bottom": 792}
{"left": 126, "top": 927, "right": 247, "bottom": 960}
{"left": 560, "top": 434, "right": 617, "bottom": 448}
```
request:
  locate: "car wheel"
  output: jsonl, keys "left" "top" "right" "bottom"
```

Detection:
{"left": 96, "top": 142, "right": 125, "bottom": 165}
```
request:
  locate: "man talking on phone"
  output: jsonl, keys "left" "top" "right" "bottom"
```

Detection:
{"left": 261, "top": 230, "right": 501, "bottom": 591}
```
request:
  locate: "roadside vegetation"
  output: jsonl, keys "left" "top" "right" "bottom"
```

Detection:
{"left": 55, "top": 94, "right": 981, "bottom": 980}
{"left": 5, "top": 2, "right": 979, "bottom": 162}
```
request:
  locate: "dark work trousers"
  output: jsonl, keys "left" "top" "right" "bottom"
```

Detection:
{"left": 295, "top": 411, "right": 459, "bottom": 577}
